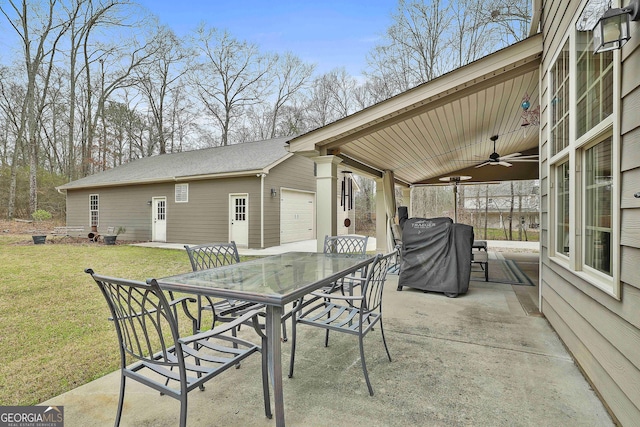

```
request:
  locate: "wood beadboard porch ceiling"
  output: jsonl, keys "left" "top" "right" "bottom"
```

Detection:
{"left": 287, "top": 33, "right": 543, "bottom": 186}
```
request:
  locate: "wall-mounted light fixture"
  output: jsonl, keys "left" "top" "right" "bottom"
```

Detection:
{"left": 147, "top": 200, "right": 152, "bottom": 206}
{"left": 270, "top": 188, "right": 277, "bottom": 197}
{"left": 593, "top": 0, "right": 640, "bottom": 53}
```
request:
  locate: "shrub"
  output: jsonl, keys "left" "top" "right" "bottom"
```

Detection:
{"left": 32, "top": 209, "right": 53, "bottom": 222}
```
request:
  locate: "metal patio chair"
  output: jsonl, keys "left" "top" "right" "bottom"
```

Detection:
{"left": 280, "top": 235, "right": 371, "bottom": 341}
{"left": 184, "top": 242, "right": 266, "bottom": 331}
{"left": 288, "top": 252, "right": 395, "bottom": 396}
{"left": 85, "top": 269, "right": 271, "bottom": 427}
{"left": 322, "top": 234, "right": 370, "bottom": 295}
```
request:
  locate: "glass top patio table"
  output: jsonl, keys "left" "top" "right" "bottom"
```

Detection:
{"left": 158, "top": 251, "right": 374, "bottom": 307}
{"left": 157, "top": 251, "right": 374, "bottom": 427}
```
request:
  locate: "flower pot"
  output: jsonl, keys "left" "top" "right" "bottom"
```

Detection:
{"left": 32, "top": 235, "right": 47, "bottom": 244}
{"left": 103, "top": 235, "right": 117, "bottom": 245}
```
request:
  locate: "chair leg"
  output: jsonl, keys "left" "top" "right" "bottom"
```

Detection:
{"left": 261, "top": 335, "right": 273, "bottom": 419}
{"left": 179, "top": 393, "right": 187, "bottom": 427}
{"left": 232, "top": 326, "right": 242, "bottom": 369}
{"left": 282, "top": 317, "right": 288, "bottom": 342}
{"left": 324, "top": 301, "right": 331, "bottom": 347}
{"left": 359, "top": 333, "right": 374, "bottom": 396}
{"left": 115, "top": 373, "right": 126, "bottom": 427}
{"left": 379, "top": 319, "right": 392, "bottom": 362}
{"left": 288, "top": 313, "right": 297, "bottom": 378}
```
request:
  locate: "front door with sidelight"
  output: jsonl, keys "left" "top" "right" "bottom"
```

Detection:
{"left": 229, "top": 194, "right": 248, "bottom": 247}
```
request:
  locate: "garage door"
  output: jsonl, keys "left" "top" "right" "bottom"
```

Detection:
{"left": 280, "top": 190, "right": 315, "bottom": 244}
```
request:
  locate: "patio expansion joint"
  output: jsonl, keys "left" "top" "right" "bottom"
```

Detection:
{"left": 392, "top": 329, "right": 574, "bottom": 362}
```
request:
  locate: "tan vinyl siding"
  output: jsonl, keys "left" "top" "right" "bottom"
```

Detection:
{"left": 539, "top": 0, "right": 640, "bottom": 423}
{"left": 66, "top": 183, "right": 171, "bottom": 241}
{"left": 65, "top": 155, "right": 315, "bottom": 248}
{"left": 264, "top": 155, "right": 316, "bottom": 247}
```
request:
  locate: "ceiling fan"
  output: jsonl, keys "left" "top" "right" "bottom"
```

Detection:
{"left": 475, "top": 135, "right": 538, "bottom": 168}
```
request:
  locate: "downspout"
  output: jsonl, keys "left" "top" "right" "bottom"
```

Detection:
{"left": 258, "top": 173, "right": 266, "bottom": 248}
{"left": 529, "top": 0, "right": 542, "bottom": 36}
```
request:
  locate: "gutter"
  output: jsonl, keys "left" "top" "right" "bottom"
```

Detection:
{"left": 57, "top": 169, "right": 270, "bottom": 191}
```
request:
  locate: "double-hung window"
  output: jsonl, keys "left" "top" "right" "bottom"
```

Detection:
{"left": 90, "top": 194, "right": 99, "bottom": 227}
{"left": 548, "top": 4, "right": 619, "bottom": 298}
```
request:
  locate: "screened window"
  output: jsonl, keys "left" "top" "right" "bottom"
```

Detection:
{"left": 175, "top": 184, "right": 189, "bottom": 203}
{"left": 90, "top": 194, "right": 99, "bottom": 227}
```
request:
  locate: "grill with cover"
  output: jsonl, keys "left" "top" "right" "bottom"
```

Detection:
{"left": 397, "top": 209, "right": 473, "bottom": 297}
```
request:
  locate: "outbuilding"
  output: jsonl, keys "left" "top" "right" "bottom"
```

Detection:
{"left": 56, "top": 137, "right": 316, "bottom": 248}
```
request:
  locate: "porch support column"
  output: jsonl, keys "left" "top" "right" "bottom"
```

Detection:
{"left": 375, "top": 177, "right": 387, "bottom": 253}
{"left": 402, "top": 187, "right": 412, "bottom": 218}
{"left": 313, "top": 155, "right": 342, "bottom": 252}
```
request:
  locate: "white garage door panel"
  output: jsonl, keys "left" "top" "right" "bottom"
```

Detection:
{"left": 280, "top": 190, "right": 314, "bottom": 244}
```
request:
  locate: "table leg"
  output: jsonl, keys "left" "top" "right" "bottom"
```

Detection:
{"left": 266, "top": 305, "right": 285, "bottom": 426}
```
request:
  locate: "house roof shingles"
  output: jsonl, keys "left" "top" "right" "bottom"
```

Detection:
{"left": 58, "top": 137, "right": 292, "bottom": 190}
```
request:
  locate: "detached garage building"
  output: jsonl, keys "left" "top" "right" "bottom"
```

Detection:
{"left": 56, "top": 137, "right": 316, "bottom": 248}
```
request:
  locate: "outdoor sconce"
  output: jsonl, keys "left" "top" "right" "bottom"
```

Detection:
{"left": 146, "top": 200, "right": 152, "bottom": 206}
{"left": 593, "top": 0, "right": 640, "bottom": 53}
{"left": 270, "top": 188, "right": 277, "bottom": 197}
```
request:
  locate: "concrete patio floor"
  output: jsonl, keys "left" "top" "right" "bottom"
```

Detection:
{"left": 42, "top": 248, "right": 614, "bottom": 426}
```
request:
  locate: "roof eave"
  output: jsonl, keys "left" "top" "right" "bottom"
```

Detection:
{"left": 288, "top": 33, "right": 543, "bottom": 154}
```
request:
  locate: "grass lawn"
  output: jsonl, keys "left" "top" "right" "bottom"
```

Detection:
{"left": 0, "top": 235, "right": 221, "bottom": 406}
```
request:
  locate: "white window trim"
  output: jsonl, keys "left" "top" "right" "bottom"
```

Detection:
{"left": 547, "top": 20, "right": 621, "bottom": 299}
{"left": 89, "top": 194, "right": 99, "bottom": 227}
{"left": 175, "top": 183, "right": 189, "bottom": 203}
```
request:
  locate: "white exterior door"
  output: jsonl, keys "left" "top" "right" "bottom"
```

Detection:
{"left": 280, "top": 190, "right": 315, "bottom": 244}
{"left": 230, "top": 194, "right": 249, "bottom": 247}
{"left": 152, "top": 197, "right": 167, "bottom": 242}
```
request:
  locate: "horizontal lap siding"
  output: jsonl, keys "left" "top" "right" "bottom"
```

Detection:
{"left": 66, "top": 183, "right": 172, "bottom": 241}
{"left": 540, "top": 0, "right": 640, "bottom": 423}
{"left": 264, "top": 156, "right": 316, "bottom": 247}
{"left": 168, "top": 178, "right": 257, "bottom": 245}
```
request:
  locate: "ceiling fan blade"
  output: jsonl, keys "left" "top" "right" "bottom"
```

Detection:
{"left": 498, "top": 161, "right": 513, "bottom": 167}
{"left": 475, "top": 162, "right": 490, "bottom": 168}
{"left": 499, "top": 153, "right": 522, "bottom": 160}
{"left": 508, "top": 159, "right": 539, "bottom": 163}
{"left": 510, "top": 155, "right": 539, "bottom": 160}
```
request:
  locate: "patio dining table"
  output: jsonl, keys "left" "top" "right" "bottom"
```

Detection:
{"left": 158, "top": 251, "right": 374, "bottom": 427}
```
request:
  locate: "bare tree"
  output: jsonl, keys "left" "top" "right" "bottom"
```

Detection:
{"left": 306, "top": 68, "right": 358, "bottom": 129}
{"left": 190, "top": 26, "right": 275, "bottom": 146}
{"left": 365, "top": 0, "right": 531, "bottom": 98}
{"left": 135, "top": 23, "right": 190, "bottom": 154}
{"left": 80, "top": 24, "right": 158, "bottom": 175}
{"left": 366, "top": 0, "right": 451, "bottom": 95}
{"left": 61, "top": 0, "right": 126, "bottom": 180}
{"left": 265, "top": 52, "right": 315, "bottom": 138}
{"left": 0, "top": 0, "right": 71, "bottom": 216}
{"left": 237, "top": 52, "right": 315, "bottom": 141}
